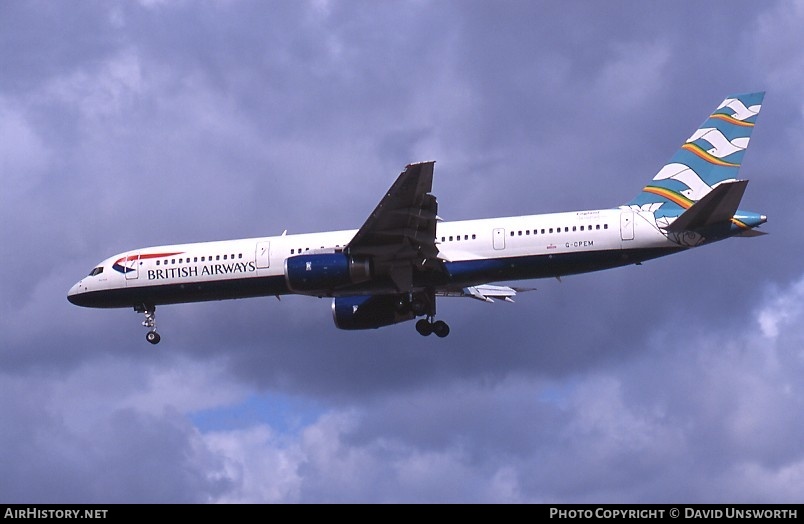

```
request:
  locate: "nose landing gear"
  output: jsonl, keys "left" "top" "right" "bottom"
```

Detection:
{"left": 135, "top": 304, "right": 161, "bottom": 345}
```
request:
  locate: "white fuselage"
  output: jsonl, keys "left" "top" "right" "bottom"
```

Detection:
{"left": 68, "top": 207, "right": 676, "bottom": 309}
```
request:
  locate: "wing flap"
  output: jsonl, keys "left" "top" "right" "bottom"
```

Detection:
{"left": 438, "top": 285, "right": 536, "bottom": 303}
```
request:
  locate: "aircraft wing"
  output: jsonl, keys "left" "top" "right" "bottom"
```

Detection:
{"left": 346, "top": 161, "right": 444, "bottom": 291}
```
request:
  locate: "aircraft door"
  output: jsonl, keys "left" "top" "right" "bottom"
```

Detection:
{"left": 124, "top": 253, "right": 140, "bottom": 280}
{"left": 620, "top": 211, "right": 634, "bottom": 241}
{"left": 256, "top": 241, "right": 271, "bottom": 269}
{"left": 493, "top": 228, "right": 506, "bottom": 250}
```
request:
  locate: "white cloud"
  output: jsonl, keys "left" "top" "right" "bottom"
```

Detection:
{"left": 757, "top": 275, "right": 804, "bottom": 340}
{"left": 754, "top": 0, "right": 804, "bottom": 97}
{"left": 43, "top": 49, "right": 146, "bottom": 122}
{"left": 200, "top": 409, "right": 533, "bottom": 502}
{"left": 204, "top": 425, "right": 302, "bottom": 503}
{"left": 0, "top": 98, "right": 50, "bottom": 200}
{"left": 594, "top": 40, "right": 671, "bottom": 110}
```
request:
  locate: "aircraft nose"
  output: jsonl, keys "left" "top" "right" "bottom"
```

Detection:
{"left": 67, "top": 281, "right": 87, "bottom": 306}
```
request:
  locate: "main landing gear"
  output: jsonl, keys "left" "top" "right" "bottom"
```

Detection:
{"left": 404, "top": 290, "right": 450, "bottom": 338}
{"left": 135, "top": 304, "right": 161, "bottom": 345}
{"left": 415, "top": 317, "right": 450, "bottom": 338}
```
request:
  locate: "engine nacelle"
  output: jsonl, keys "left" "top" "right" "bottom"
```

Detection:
{"left": 284, "top": 253, "right": 372, "bottom": 294}
{"left": 332, "top": 295, "right": 416, "bottom": 330}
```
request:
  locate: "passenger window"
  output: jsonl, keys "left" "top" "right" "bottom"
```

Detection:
{"left": 526, "top": 230, "right": 530, "bottom": 235}
{"left": 223, "top": 255, "right": 227, "bottom": 260}
{"left": 518, "top": 231, "right": 522, "bottom": 236}
{"left": 449, "top": 236, "right": 453, "bottom": 241}
{"left": 171, "top": 259, "right": 176, "bottom": 264}
{"left": 510, "top": 231, "right": 514, "bottom": 237}
{"left": 596, "top": 225, "right": 601, "bottom": 230}
{"left": 604, "top": 224, "right": 609, "bottom": 229}
{"left": 572, "top": 226, "right": 576, "bottom": 232}
{"left": 156, "top": 260, "right": 160, "bottom": 266}
{"left": 549, "top": 228, "right": 553, "bottom": 234}
{"left": 472, "top": 234, "right": 476, "bottom": 239}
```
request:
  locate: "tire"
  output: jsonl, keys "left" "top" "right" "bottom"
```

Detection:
{"left": 432, "top": 320, "right": 450, "bottom": 338}
{"left": 415, "top": 319, "right": 432, "bottom": 336}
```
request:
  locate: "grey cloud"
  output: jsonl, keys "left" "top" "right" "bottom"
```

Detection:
{"left": 1, "top": 0, "right": 802, "bottom": 502}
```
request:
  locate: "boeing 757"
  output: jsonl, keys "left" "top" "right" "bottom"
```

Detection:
{"left": 68, "top": 92, "right": 766, "bottom": 344}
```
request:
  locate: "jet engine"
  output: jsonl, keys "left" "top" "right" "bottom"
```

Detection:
{"left": 332, "top": 294, "right": 415, "bottom": 330}
{"left": 284, "top": 253, "right": 372, "bottom": 294}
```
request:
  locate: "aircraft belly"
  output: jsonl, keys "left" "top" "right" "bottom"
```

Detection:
{"left": 324, "top": 245, "right": 683, "bottom": 297}
{"left": 71, "top": 275, "right": 289, "bottom": 308}
{"left": 442, "top": 247, "right": 680, "bottom": 285}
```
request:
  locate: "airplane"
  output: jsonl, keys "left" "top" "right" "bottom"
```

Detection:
{"left": 68, "top": 92, "right": 766, "bottom": 344}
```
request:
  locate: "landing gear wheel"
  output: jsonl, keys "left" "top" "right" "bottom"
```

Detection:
{"left": 416, "top": 318, "right": 433, "bottom": 336}
{"left": 135, "top": 305, "right": 161, "bottom": 345}
{"left": 415, "top": 318, "right": 450, "bottom": 338}
{"left": 432, "top": 320, "right": 450, "bottom": 338}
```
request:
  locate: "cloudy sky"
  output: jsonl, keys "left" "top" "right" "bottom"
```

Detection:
{"left": 2, "top": 0, "right": 803, "bottom": 503}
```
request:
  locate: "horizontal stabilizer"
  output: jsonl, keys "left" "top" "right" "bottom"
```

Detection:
{"left": 665, "top": 180, "right": 748, "bottom": 232}
{"left": 735, "top": 229, "right": 768, "bottom": 238}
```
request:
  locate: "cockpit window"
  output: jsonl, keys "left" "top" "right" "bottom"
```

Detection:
{"left": 89, "top": 267, "right": 104, "bottom": 277}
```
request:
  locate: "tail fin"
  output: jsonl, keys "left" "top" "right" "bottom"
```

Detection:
{"left": 627, "top": 92, "right": 764, "bottom": 222}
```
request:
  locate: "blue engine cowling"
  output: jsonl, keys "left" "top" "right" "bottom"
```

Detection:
{"left": 332, "top": 295, "right": 416, "bottom": 330}
{"left": 284, "top": 253, "right": 372, "bottom": 294}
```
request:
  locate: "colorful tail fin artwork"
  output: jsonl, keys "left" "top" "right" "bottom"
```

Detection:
{"left": 627, "top": 92, "right": 764, "bottom": 227}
